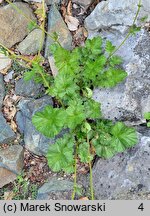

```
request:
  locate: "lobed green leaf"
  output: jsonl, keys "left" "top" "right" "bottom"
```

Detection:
{"left": 46, "top": 135, "right": 74, "bottom": 173}
{"left": 32, "top": 105, "right": 66, "bottom": 138}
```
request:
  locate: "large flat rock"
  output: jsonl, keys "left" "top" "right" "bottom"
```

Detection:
{"left": 0, "top": 168, "right": 16, "bottom": 188}
{"left": 0, "top": 145, "right": 24, "bottom": 174}
{"left": 85, "top": 0, "right": 150, "bottom": 33}
{"left": 0, "top": 2, "right": 36, "bottom": 48}
{"left": 0, "top": 145, "right": 24, "bottom": 188}
{"left": 92, "top": 30, "right": 150, "bottom": 124}
{"left": 84, "top": 0, "right": 150, "bottom": 124}
{"left": 92, "top": 132, "right": 150, "bottom": 199}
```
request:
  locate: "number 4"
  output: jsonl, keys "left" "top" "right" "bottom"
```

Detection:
{"left": 138, "top": 203, "right": 144, "bottom": 211}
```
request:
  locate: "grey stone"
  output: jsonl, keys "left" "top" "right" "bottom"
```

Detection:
{"left": 72, "top": 0, "right": 94, "bottom": 7}
{"left": 85, "top": 0, "right": 150, "bottom": 33}
{"left": 36, "top": 178, "right": 73, "bottom": 200}
{"left": 0, "top": 112, "right": 15, "bottom": 145}
{"left": 92, "top": 133, "right": 150, "bottom": 199}
{"left": 16, "top": 96, "right": 55, "bottom": 155}
{"left": 0, "top": 145, "right": 24, "bottom": 188}
{"left": 0, "top": 2, "right": 36, "bottom": 48}
{"left": 0, "top": 168, "right": 16, "bottom": 188}
{"left": 0, "top": 74, "right": 5, "bottom": 108}
{"left": 45, "top": 4, "right": 72, "bottom": 57}
{"left": 15, "top": 78, "right": 43, "bottom": 98}
{"left": 17, "top": 29, "right": 45, "bottom": 55}
{"left": 15, "top": 112, "right": 25, "bottom": 134}
{"left": 0, "top": 145, "right": 24, "bottom": 174}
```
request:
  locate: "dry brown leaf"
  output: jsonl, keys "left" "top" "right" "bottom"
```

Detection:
{"left": 79, "top": 197, "right": 89, "bottom": 200}
{"left": 0, "top": 64, "right": 12, "bottom": 75}
{"left": 65, "top": 15, "right": 79, "bottom": 31}
{"left": 10, "top": 119, "right": 18, "bottom": 132}
{"left": 9, "top": 105, "right": 17, "bottom": 119}
{"left": 3, "top": 96, "right": 17, "bottom": 120}
{"left": 3, "top": 95, "right": 13, "bottom": 107}
{"left": 67, "top": 0, "right": 72, "bottom": 16}
{"left": 61, "top": 5, "right": 67, "bottom": 17}
{"left": 74, "top": 27, "right": 88, "bottom": 46}
{"left": 3, "top": 93, "right": 21, "bottom": 132}
{"left": 4, "top": 191, "right": 15, "bottom": 200}
{"left": 82, "top": 27, "right": 88, "bottom": 38}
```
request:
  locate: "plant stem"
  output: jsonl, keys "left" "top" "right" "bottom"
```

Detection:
{"left": 133, "top": 0, "right": 142, "bottom": 24}
{"left": 87, "top": 134, "right": 94, "bottom": 200}
{"left": 109, "top": 32, "right": 131, "bottom": 58}
{"left": 39, "top": 69, "right": 51, "bottom": 90}
{"left": 72, "top": 142, "right": 78, "bottom": 200}
{"left": 109, "top": 0, "right": 142, "bottom": 58}
{"left": 38, "top": 0, "right": 46, "bottom": 57}
{"left": 0, "top": 41, "right": 33, "bottom": 64}
{"left": 89, "top": 159, "right": 94, "bottom": 200}
{"left": 35, "top": 0, "right": 51, "bottom": 90}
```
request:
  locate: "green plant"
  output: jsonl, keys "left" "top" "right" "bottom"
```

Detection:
{"left": 144, "top": 112, "right": 150, "bottom": 127}
{"left": 12, "top": 173, "right": 38, "bottom": 200}
{"left": 12, "top": 174, "right": 29, "bottom": 200}
{"left": 31, "top": 35, "right": 139, "bottom": 199}
{"left": 0, "top": 0, "right": 143, "bottom": 200}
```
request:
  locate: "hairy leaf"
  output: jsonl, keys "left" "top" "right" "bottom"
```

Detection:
{"left": 111, "top": 122, "right": 138, "bottom": 152}
{"left": 92, "top": 130, "right": 115, "bottom": 159}
{"left": 32, "top": 105, "right": 66, "bottom": 138}
{"left": 47, "top": 135, "right": 74, "bottom": 173}
{"left": 50, "top": 72, "right": 79, "bottom": 100}
{"left": 66, "top": 100, "right": 85, "bottom": 129}
{"left": 110, "top": 55, "right": 123, "bottom": 67}
{"left": 78, "top": 142, "right": 93, "bottom": 163}
{"left": 92, "top": 120, "right": 137, "bottom": 158}
{"left": 84, "top": 99, "right": 101, "bottom": 119}
{"left": 51, "top": 44, "right": 80, "bottom": 74}
{"left": 83, "top": 55, "right": 107, "bottom": 81}
{"left": 105, "top": 40, "right": 116, "bottom": 53}
{"left": 98, "top": 68, "right": 127, "bottom": 87}
{"left": 85, "top": 37, "right": 103, "bottom": 56}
